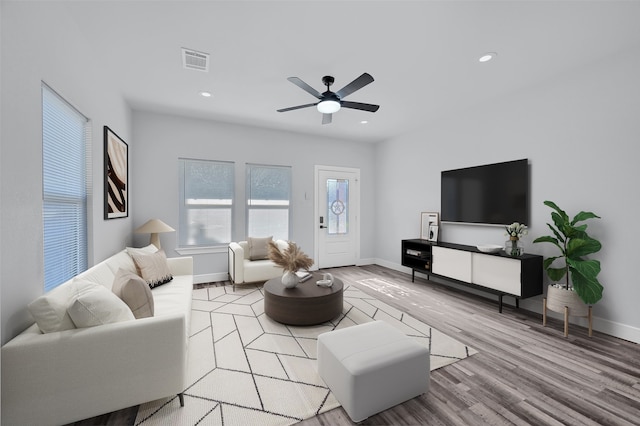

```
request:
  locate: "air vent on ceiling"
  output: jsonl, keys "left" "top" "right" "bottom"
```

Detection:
{"left": 182, "top": 48, "right": 209, "bottom": 72}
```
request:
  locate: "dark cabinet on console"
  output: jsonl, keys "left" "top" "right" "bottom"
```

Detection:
{"left": 401, "top": 239, "right": 434, "bottom": 282}
{"left": 401, "top": 240, "right": 543, "bottom": 313}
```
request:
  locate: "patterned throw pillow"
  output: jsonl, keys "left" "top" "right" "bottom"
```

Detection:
{"left": 248, "top": 236, "right": 273, "bottom": 260}
{"left": 129, "top": 249, "right": 173, "bottom": 288}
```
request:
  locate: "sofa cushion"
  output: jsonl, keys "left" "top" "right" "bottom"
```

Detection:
{"left": 129, "top": 249, "right": 173, "bottom": 288}
{"left": 243, "top": 259, "right": 283, "bottom": 283}
{"left": 68, "top": 286, "right": 135, "bottom": 328}
{"left": 248, "top": 236, "right": 272, "bottom": 260}
{"left": 112, "top": 268, "right": 154, "bottom": 319}
{"left": 27, "top": 280, "right": 104, "bottom": 333}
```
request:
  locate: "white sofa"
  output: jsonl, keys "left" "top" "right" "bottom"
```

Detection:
{"left": 1, "top": 245, "right": 193, "bottom": 426}
{"left": 228, "top": 239, "right": 288, "bottom": 287}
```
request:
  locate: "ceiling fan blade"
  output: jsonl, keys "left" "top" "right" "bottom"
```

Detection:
{"left": 335, "top": 73, "right": 374, "bottom": 99}
{"left": 287, "top": 77, "right": 322, "bottom": 99}
{"left": 322, "top": 113, "right": 332, "bottom": 125}
{"left": 341, "top": 101, "right": 380, "bottom": 112}
{"left": 277, "top": 102, "right": 318, "bottom": 113}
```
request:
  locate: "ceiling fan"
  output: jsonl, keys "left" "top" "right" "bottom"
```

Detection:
{"left": 277, "top": 73, "right": 380, "bottom": 124}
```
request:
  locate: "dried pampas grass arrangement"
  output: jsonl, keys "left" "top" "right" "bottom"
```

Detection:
{"left": 268, "top": 240, "right": 313, "bottom": 273}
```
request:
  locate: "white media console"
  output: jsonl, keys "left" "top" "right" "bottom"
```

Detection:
{"left": 402, "top": 240, "right": 543, "bottom": 312}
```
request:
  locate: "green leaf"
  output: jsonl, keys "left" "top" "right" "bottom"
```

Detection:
{"left": 544, "top": 200, "right": 568, "bottom": 222}
{"left": 568, "top": 258, "right": 601, "bottom": 278}
{"left": 533, "top": 235, "right": 561, "bottom": 250}
{"left": 551, "top": 212, "right": 567, "bottom": 235}
{"left": 546, "top": 267, "right": 567, "bottom": 282}
{"left": 542, "top": 256, "right": 562, "bottom": 269}
{"left": 546, "top": 223, "right": 565, "bottom": 244}
{"left": 571, "top": 211, "right": 601, "bottom": 226}
{"left": 567, "top": 237, "right": 602, "bottom": 258}
{"left": 570, "top": 267, "right": 603, "bottom": 304}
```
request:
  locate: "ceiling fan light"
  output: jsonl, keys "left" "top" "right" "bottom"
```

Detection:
{"left": 317, "top": 100, "right": 341, "bottom": 114}
{"left": 479, "top": 52, "right": 497, "bottom": 63}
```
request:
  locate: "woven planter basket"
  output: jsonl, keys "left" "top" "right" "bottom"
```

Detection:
{"left": 545, "top": 284, "right": 590, "bottom": 317}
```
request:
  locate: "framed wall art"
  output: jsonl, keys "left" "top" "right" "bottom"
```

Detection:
{"left": 104, "top": 126, "right": 128, "bottom": 219}
{"left": 420, "top": 212, "right": 439, "bottom": 242}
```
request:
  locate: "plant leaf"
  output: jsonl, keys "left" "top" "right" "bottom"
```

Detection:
{"left": 551, "top": 212, "right": 567, "bottom": 236}
{"left": 571, "top": 211, "right": 601, "bottom": 226}
{"left": 546, "top": 223, "right": 565, "bottom": 244}
{"left": 533, "top": 235, "right": 561, "bottom": 249}
{"left": 542, "top": 256, "right": 561, "bottom": 269}
{"left": 567, "top": 237, "right": 602, "bottom": 258}
{"left": 544, "top": 200, "right": 568, "bottom": 222}
{"left": 546, "top": 267, "right": 567, "bottom": 282}
{"left": 568, "top": 258, "right": 601, "bottom": 278}
{"left": 570, "top": 266, "right": 603, "bottom": 304}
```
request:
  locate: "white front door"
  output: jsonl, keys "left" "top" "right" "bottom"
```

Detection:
{"left": 315, "top": 166, "right": 359, "bottom": 269}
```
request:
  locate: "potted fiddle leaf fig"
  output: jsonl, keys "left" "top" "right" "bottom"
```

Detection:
{"left": 533, "top": 200, "right": 603, "bottom": 307}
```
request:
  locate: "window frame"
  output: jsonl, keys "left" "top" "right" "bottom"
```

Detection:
{"left": 177, "top": 158, "right": 235, "bottom": 250}
{"left": 245, "top": 163, "right": 292, "bottom": 241}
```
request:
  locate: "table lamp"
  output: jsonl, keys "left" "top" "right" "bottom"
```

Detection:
{"left": 134, "top": 219, "right": 175, "bottom": 249}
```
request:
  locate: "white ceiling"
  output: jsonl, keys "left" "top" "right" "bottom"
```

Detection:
{"left": 65, "top": 0, "right": 640, "bottom": 143}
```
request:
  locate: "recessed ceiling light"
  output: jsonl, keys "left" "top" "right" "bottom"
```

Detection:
{"left": 200, "top": 91, "right": 212, "bottom": 97}
{"left": 479, "top": 52, "right": 497, "bottom": 63}
{"left": 360, "top": 120, "right": 368, "bottom": 124}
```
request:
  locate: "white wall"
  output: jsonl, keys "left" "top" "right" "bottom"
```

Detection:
{"left": 131, "top": 111, "right": 376, "bottom": 281}
{"left": 0, "top": 2, "right": 133, "bottom": 344}
{"left": 375, "top": 45, "right": 640, "bottom": 343}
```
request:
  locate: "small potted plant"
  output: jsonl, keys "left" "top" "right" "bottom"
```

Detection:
{"left": 505, "top": 222, "right": 528, "bottom": 256}
{"left": 533, "top": 201, "right": 602, "bottom": 335}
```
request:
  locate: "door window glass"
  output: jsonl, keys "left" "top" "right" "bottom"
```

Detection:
{"left": 326, "top": 178, "right": 348, "bottom": 235}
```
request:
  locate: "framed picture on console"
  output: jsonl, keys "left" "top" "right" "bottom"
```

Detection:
{"left": 428, "top": 224, "right": 439, "bottom": 242}
{"left": 420, "top": 212, "right": 439, "bottom": 241}
{"left": 104, "top": 126, "right": 128, "bottom": 219}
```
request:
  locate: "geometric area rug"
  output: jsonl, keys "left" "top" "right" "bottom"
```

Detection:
{"left": 135, "top": 281, "right": 477, "bottom": 425}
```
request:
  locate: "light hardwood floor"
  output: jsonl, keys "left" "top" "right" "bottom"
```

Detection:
{"left": 73, "top": 265, "right": 640, "bottom": 426}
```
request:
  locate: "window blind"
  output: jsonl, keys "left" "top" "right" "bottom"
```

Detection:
{"left": 178, "top": 158, "right": 235, "bottom": 247}
{"left": 42, "top": 84, "right": 90, "bottom": 291}
{"left": 246, "top": 164, "right": 291, "bottom": 240}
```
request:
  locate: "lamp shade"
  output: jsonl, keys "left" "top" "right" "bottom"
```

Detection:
{"left": 135, "top": 219, "right": 175, "bottom": 234}
{"left": 135, "top": 219, "right": 175, "bottom": 249}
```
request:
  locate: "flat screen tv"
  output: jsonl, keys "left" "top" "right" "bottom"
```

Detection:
{"left": 441, "top": 159, "right": 529, "bottom": 226}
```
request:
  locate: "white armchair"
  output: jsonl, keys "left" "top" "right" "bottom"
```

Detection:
{"left": 228, "top": 239, "right": 289, "bottom": 288}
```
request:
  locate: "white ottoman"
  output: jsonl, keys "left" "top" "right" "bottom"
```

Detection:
{"left": 317, "top": 321, "right": 430, "bottom": 422}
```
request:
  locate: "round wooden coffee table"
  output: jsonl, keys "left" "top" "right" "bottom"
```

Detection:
{"left": 264, "top": 273, "right": 344, "bottom": 325}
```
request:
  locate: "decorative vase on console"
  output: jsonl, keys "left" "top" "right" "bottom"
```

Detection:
{"left": 504, "top": 222, "right": 527, "bottom": 256}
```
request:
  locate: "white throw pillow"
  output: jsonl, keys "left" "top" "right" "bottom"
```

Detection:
{"left": 129, "top": 249, "right": 173, "bottom": 288}
{"left": 68, "top": 286, "right": 135, "bottom": 328}
{"left": 112, "top": 268, "right": 154, "bottom": 319}
{"left": 27, "top": 280, "right": 103, "bottom": 333}
{"left": 126, "top": 244, "right": 158, "bottom": 257}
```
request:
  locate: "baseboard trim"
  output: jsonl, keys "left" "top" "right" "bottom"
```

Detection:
{"left": 369, "top": 259, "right": 640, "bottom": 344}
{"left": 194, "top": 272, "right": 228, "bottom": 284}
